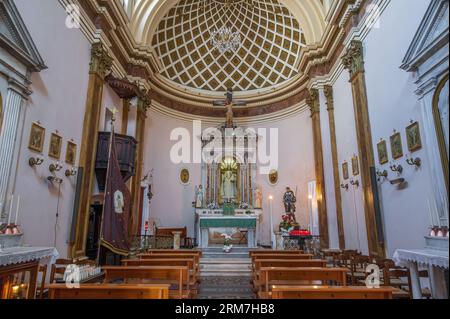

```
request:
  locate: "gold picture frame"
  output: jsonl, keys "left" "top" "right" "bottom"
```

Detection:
{"left": 390, "top": 132, "right": 403, "bottom": 160}
{"left": 28, "top": 122, "right": 45, "bottom": 153}
{"left": 65, "top": 141, "right": 77, "bottom": 165}
{"left": 48, "top": 133, "right": 62, "bottom": 159}
{"left": 268, "top": 170, "right": 279, "bottom": 185}
{"left": 377, "top": 140, "right": 389, "bottom": 165}
{"left": 342, "top": 162, "right": 349, "bottom": 180}
{"left": 406, "top": 121, "right": 422, "bottom": 153}
{"left": 180, "top": 168, "right": 190, "bottom": 185}
{"left": 352, "top": 156, "right": 360, "bottom": 176}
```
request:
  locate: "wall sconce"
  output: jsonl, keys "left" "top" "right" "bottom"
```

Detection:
{"left": 29, "top": 157, "right": 44, "bottom": 167}
{"left": 350, "top": 180, "right": 360, "bottom": 188}
{"left": 390, "top": 163, "right": 403, "bottom": 175}
{"left": 49, "top": 162, "right": 63, "bottom": 173}
{"left": 47, "top": 175, "right": 63, "bottom": 184}
{"left": 340, "top": 183, "right": 349, "bottom": 191}
{"left": 406, "top": 156, "right": 421, "bottom": 168}
{"left": 390, "top": 178, "right": 406, "bottom": 186}
{"left": 376, "top": 169, "right": 388, "bottom": 181}
{"left": 65, "top": 167, "right": 77, "bottom": 177}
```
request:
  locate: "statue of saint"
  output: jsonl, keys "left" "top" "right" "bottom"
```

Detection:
{"left": 283, "top": 187, "right": 297, "bottom": 222}
{"left": 195, "top": 185, "right": 205, "bottom": 208}
{"left": 254, "top": 187, "right": 262, "bottom": 208}
{"left": 221, "top": 170, "right": 237, "bottom": 200}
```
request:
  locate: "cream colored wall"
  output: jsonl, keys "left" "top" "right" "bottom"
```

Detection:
{"left": 12, "top": 0, "right": 91, "bottom": 257}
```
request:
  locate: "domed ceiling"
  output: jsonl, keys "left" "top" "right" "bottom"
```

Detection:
{"left": 151, "top": 0, "right": 306, "bottom": 93}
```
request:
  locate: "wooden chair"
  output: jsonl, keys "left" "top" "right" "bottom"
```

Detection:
{"left": 36, "top": 264, "right": 48, "bottom": 299}
{"left": 102, "top": 266, "right": 192, "bottom": 299}
{"left": 154, "top": 227, "right": 195, "bottom": 248}
{"left": 48, "top": 284, "right": 170, "bottom": 299}
{"left": 257, "top": 267, "right": 349, "bottom": 298}
{"left": 270, "top": 286, "right": 394, "bottom": 299}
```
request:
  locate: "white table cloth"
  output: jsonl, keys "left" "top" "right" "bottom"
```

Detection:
{"left": 0, "top": 246, "right": 59, "bottom": 267}
{"left": 393, "top": 249, "right": 448, "bottom": 299}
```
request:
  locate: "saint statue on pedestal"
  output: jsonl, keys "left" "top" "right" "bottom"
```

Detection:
{"left": 195, "top": 185, "right": 205, "bottom": 208}
{"left": 283, "top": 187, "right": 297, "bottom": 223}
{"left": 254, "top": 187, "right": 262, "bottom": 208}
{"left": 221, "top": 170, "right": 237, "bottom": 200}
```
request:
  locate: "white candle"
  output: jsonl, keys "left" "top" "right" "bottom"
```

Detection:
{"left": 14, "top": 195, "right": 20, "bottom": 225}
{"left": 7, "top": 194, "right": 13, "bottom": 225}
{"left": 427, "top": 198, "right": 434, "bottom": 226}
{"left": 432, "top": 199, "right": 441, "bottom": 227}
{"left": 269, "top": 195, "right": 274, "bottom": 249}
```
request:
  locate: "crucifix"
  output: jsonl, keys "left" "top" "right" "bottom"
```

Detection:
{"left": 110, "top": 107, "right": 119, "bottom": 123}
{"left": 213, "top": 88, "right": 246, "bottom": 128}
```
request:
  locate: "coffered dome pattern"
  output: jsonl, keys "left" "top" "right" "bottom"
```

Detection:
{"left": 151, "top": 0, "right": 306, "bottom": 92}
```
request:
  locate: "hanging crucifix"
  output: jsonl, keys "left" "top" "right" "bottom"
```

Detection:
{"left": 213, "top": 88, "right": 246, "bottom": 128}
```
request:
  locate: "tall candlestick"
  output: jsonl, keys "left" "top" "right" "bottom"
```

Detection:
{"left": 269, "top": 195, "right": 274, "bottom": 249}
{"left": 7, "top": 194, "right": 13, "bottom": 225}
{"left": 14, "top": 195, "right": 20, "bottom": 225}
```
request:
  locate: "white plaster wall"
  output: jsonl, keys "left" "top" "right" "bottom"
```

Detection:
{"left": 142, "top": 108, "right": 316, "bottom": 245}
{"left": 12, "top": 0, "right": 91, "bottom": 257}
{"left": 363, "top": 0, "right": 433, "bottom": 257}
{"left": 319, "top": 90, "right": 339, "bottom": 249}
{"left": 333, "top": 70, "right": 369, "bottom": 255}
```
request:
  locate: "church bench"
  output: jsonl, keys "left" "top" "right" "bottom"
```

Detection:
{"left": 122, "top": 258, "right": 198, "bottom": 285}
{"left": 269, "top": 286, "right": 394, "bottom": 299}
{"left": 251, "top": 254, "right": 313, "bottom": 264}
{"left": 252, "top": 259, "right": 328, "bottom": 284}
{"left": 48, "top": 284, "right": 170, "bottom": 299}
{"left": 102, "top": 266, "right": 192, "bottom": 299}
{"left": 139, "top": 253, "right": 200, "bottom": 273}
{"left": 249, "top": 250, "right": 304, "bottom": 257}
{"left": 146, "top": 249, "right": 202, "bottom": 257}
{"left": 257, "top": 267, "right": 349, "bottom": 294}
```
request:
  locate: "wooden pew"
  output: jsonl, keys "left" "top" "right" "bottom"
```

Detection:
{"left": 249, "top": 250, "right": 304, "bottom": 257}
{"left": 139, "top": 253, "right": 201, "bottom": 274}
{"left": 122, "top": 258, "right": 198, "bottom": 285}
{"left": 270, "top": 286, "right": 394, "bottom": 299}
{"left": 146, "top": 249, "right": 202, "bottom": 257}
{"left": 257, "top": 267, "right": 349, "bottom": 298}
{"left": 48, "top": 284, "right": 170, "bottom": 299}
{"left": 103, "top": 266, "right": 191, "bottom": 299}
{"left": 252, "top": 259, "right": 328, "bottom": 285}
{"left": 251, "top": 254, "right": 313, "bottom": 264}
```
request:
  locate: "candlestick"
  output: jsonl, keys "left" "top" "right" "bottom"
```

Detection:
{"left": 7, "top": 194, "right": 13, "bottom": 225}
{"left": 14, "top": 195, "right": 20, "bottom": 225}
{"left": 269, "top": 195, "right": 274, "bottom": 249}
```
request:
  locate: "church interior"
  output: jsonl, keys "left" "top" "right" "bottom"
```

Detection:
{"left": 0, "top": 0, "right": 448, "bottom": 301}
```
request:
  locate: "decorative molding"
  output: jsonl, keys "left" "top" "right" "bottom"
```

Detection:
{"left": 342, "top": 40, "right": 365, "bottom": 78}
{"left": 306, "top": 88, "right": 320, "bottom": 117}
{"left": 89, "top": 42, "right": 112, "bottom": 79}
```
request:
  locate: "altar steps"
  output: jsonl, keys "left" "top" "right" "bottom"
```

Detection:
{"left": 200, "top": 248, "right": 252, "bottom": 277}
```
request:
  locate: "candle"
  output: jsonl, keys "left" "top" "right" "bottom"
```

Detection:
{"left": 432, "top": 199, "right": 441, "bottom": 227}
{"left": 14, "top": 195, "right": 20, "bottom": 225}
{"left": 7, "top": 194, "right": 13, "bottom": 225}
{"left": 427, "top": 198, "right": 434, "bottom": 227}
{"left": 269, "top": 195, "right": 274, "bottom": 249}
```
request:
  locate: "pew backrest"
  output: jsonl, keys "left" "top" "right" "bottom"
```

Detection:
{"left": 48, "top": 284, "right": 170, "bottom": 299}
{"left": 271, "top": 286, "right": 394, "bottom": 299}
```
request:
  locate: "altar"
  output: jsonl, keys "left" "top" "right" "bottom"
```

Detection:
{"left": 196, "top": 210, "right": 262, "bottom": 248}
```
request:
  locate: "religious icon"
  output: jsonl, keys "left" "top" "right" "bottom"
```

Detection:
{"left": 254, "top": 187, "right": 263, "bottom": 209}
{"left": 65, "top": 141, "right": 77, "bottom": 165}
{"left": 377, "top": 139, "right": 389, "bottom": 165}
{"left": 268, "top": 170, "right": 278, "bottom": 185}
{"left": 48, "top": 133, "right": 62, "bottom": 159}
{"left": 28, "top": 123, "right": 45, "bottom": 153}
{"left": 283, "top": 187, "right": 297, "bottom": 223}
{"left": 180, "top": 168, "right": 190, "bottom": 185}
{"left": 113, "top": 190, "right": 124, "bottom": 214}
{"left": 406, "top": 121, "right": 422, "bottom": 152}
{"left": 352, "top": 156, "right": 360, "bottom": 176}
{"left": 390, "top": 132, "right": 403, "bottom": 159}
{"left": 195, "top": 185, "right": 205, "bottom": 208}
{"left": 342, "top": 162, "right": 349, "bottom": 180}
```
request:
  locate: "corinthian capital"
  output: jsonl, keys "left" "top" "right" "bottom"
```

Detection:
{"left": 137, "top": 89, "right": 152, "bottom": 115}
{"left": 342, "top": 40, "right": 365, "bottom": 77}
{"left": 306, "top": 88, "right": 320, "bottom": 117}
{"left": 89, "top": 42, "right": 112, "bottom": 79}
{"left": 323, "top": 85, "right": 334, "bottom": 111}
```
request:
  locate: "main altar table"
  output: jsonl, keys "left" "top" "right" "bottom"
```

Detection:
{"left": 196, "top": 210, "right": 262, "bottom": 248}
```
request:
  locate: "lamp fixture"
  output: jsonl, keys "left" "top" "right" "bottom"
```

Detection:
{"left": 340, "top": 183, "right": 349, "bottom": 191}
{"left": 65, "top": 166, "right": 77, "bottom": 177}
{"left": 350, "top": 180, "right": 360, "bottom": 188}
{"left": 210, "top": 26, "right": 241, "bottom": 54}
{"left": 29, "top": 157, "right": 44, "bottom": 167}
{"left": 406, "top": 156, "right": 421, "bottom": 168}
{"left": 49, "top": 162, "right": 63, "bottom": 173}
{"left": 390, "top": 163, "right": 403, "bottom": 175}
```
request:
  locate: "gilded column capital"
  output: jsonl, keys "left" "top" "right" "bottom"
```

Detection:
{"left": 342, "top": 40, "right": 365, "bottom": 77}
{"left": 89, "top": 42, "right": 112, "bottom": 79}
{"left": 323, "top": 85, "right": 334, "bottom": 111}
{"left": 137, "top": 89, "right": 151, "bottom": 116}
{"left": 306, "top": 88, "right": 320, "bottom": 117}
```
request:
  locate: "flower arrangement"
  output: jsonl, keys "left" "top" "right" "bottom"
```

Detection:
{"left": 221, "top": 233, "right": 233, "bottom": 253}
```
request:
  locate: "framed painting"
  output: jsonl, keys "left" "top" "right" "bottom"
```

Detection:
{"left": 406, "top": 121, "right": 422, "bottom": 152}
{"left": 390, "top": 132, "right": 403, "bottom": 159}
{"left": 28, "top": 123, "right": 45, "bottom": 153}
{"left": 65, "top": 141, "right": 77, "bottom": 165}
{"left": 179, "top": 168, "right": 190, "bottom": 185}
{"left": 342, "top": 162, "right": 349, "bottom": 180}
{"left": 48, "top": 133, "right": 62, "bottom": 159}
{"left": 352, "top": 156, "right": 360, "bottom": 176}
{"left": 268, "top": 170, "right": 279, "bottom": 185}
{"left": 377, "top": 139, "right": 389, "bottom": 165}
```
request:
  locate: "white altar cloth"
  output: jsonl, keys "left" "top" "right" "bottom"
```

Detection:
{"left": 393, "top": 248, "right": 448, "bottom": 299}
{"left": 0, "top": 246, "right": 59, "bottom": 267}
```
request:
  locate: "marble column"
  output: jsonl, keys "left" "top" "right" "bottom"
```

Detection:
{"left": 342, "top": 40, "right": 384, "bottom": 257}
{"left": 306, "top": 89, "right": 329, "bottom": 248}
{"left": 0, "top": 88, "right": 25, "bottom": 222}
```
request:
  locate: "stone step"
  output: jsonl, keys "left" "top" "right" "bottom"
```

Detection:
{"left": 200, "top": 263, "right": 252, "bottom": 270}
{"left": 200, "top": 270, "right": 253, "bottom": 277}
{"left": 200, "top": 258, "right": 251, "bottom": 264}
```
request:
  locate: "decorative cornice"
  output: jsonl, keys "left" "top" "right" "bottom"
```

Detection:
{"left": 323, "top": 85, "right": 335, "bottom": 111}
{"left": 89, "top": 42, "right": 112, "bottom": 79}
{"left": 306, "top": 88, "right": 320, "bottom": 117}
{"left": 106, "top": 75, "right": 139, "bottom": 99}
{"left": 342, "top": 40, "right": 365, "bottom": 78}
{"left": 137, "top": 89, "right": 152, "bottom": 114}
